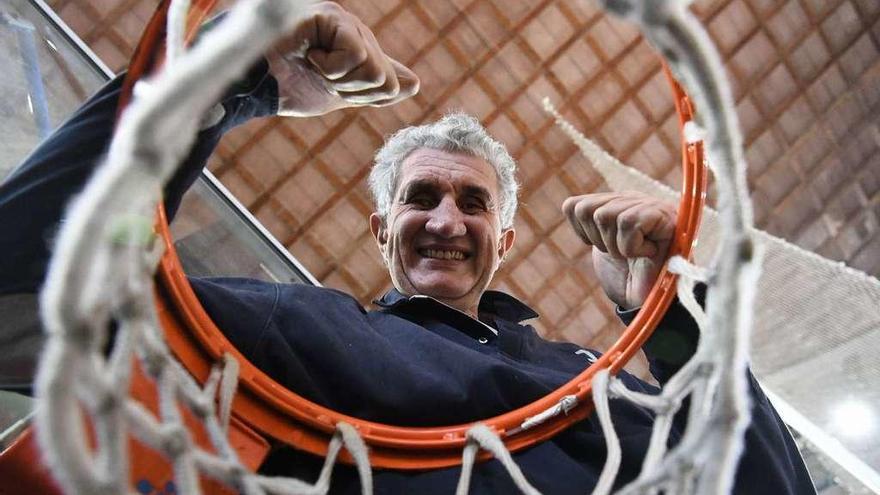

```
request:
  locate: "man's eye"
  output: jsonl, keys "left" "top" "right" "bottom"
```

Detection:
{"left": 461, "top": 198, "right": 487, "bottom": 213}
{"left": 408, "top": 195, "right": 435, "bottom": 208}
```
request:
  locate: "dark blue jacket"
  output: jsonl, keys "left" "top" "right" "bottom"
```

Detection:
{"left": 0, "top": 71, "right": 815, "bottom": 494}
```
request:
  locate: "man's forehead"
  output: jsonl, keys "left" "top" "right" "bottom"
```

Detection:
{"left": 398, "top": 148, "right": 498, "bottom": 192}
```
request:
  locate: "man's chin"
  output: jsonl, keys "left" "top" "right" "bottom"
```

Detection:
{"left": 411, "top": 279, "right": 472, "bottom": 302}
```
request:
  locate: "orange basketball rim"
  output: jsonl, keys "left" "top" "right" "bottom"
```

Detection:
{"left": 146, "top": 0, "right": 708, "bottom": 470}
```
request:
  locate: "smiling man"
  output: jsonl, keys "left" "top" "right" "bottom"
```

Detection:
{"left": 0, "top": 2, "right": 814, "bottom": 494}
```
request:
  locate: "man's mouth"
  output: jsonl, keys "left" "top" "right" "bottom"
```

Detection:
{"left": 418, "top": 248, "right": 468, "bottom": 261}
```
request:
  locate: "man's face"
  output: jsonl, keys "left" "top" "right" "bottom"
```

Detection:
{"left": 370, "top": 148, "right": 515, "bottom": 315}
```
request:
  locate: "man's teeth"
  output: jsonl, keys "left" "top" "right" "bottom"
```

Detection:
{"left": 421, "top": 249, "right": 466, "bottom": 260}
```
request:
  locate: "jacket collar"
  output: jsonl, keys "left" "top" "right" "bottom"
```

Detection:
{"left": 374, "top": 289, "right": 539, "bottom": 323}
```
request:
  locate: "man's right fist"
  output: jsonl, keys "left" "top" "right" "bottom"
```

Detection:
{"left": 562, "top": 191, "right": 677, "bottom": 310}
{"left": 266, "top": 2, "right": 419, "bottom": 117}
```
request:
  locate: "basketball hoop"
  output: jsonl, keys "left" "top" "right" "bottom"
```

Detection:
{"left": 3, "top": 0, "right": 769, "bottom": 493}
{"left": 134, "top": 0, "right": 707, "bottom": 470}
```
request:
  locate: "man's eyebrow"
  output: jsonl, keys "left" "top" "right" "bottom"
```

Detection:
{"left": 398, "top": 179, "right": 439, "bottom": 200}
{"left": 397, "top": 180, "right": 493, "bottom": 203}
{"left": 461, "top": 185, "right": 492, "bottom": 201}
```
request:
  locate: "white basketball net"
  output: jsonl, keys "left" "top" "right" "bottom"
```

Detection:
{"left": 33, "top": 0, "right": 768, "bottom": 493}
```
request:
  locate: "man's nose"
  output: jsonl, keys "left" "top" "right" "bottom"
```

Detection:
{"left": 425, "top": 198, "right": 467, "bottom": 238}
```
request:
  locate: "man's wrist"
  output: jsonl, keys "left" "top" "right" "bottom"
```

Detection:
{"left": 212, "top": 58, "right": 278, "bottom": 132}
{"left": 615, "top": 305, "right": 641, "bottom": 326}
{"left": 195, "top": 12, "right": 278, "bottom": 121}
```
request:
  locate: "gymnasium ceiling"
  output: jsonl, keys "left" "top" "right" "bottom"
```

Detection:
{"left": 44, "top": 0, "right": 880, "bottom": 354}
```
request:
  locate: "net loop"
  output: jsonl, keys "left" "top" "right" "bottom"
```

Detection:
{"left": 667, "top": 255, "right": 709, "bottom": 283}
{"left": 166, "top": 0, "right": 192, "bottom": 65}
{"left": 337, "top": 422, "right": 373, "bottom": 495}
{"left": 218, "top": 353, "right": 240, "bottom": 433}
{"left": 607, "top": 380, "right": 676, "bottom": 414}
{"left": 248, "top": 422, "right": 372, "bottom": 495}
{"left": 508, "top": 395, "right": 579, "bottom": 436}
{"left": 591, "top": 370, "right": 621, "bottom": 495}
{"left": 455, "top": 424, "right": 541, "bottom": 495}
{"left": 667, "top": 255, "right": 709, "bottom": 330}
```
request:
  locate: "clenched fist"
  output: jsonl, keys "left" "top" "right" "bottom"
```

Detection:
{"left": 562, "top": 192, "right": 676, "bottom": 310}
{"left": 266, "top": 2, "right": 419, "bottom": 117}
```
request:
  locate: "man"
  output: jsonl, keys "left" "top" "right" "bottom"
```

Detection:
{"left": 0, "top": 3, "right": 813, "bottom": 493}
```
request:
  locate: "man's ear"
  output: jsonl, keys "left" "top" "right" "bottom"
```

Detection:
{"left": 497, "top": 227, "right": 516, "bottom": 261}
{"left": 370, "top": 213, "right": 388, "bottom": 249}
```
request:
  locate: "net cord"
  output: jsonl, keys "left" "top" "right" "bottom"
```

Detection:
{"left": 455, "top": 425, "right": 542, "bottom": 495}
{"left": 166, "top": 0, "right": 191, "bottom": 65}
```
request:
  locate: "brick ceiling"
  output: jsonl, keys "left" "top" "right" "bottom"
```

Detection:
{"left": 46, "top": 0, "right": 880, "bottom": 366}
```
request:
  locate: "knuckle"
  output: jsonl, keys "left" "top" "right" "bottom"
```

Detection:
{"left": 573, "top": 200, "right": 592, "bottom": 220}
{"left": 384, "top": 73, "right": 400, "bottom": 96}
{"left": 561, "top": 197, "right": 575, "bottom": 214}
{"left": 617, "top": 212, "right": 637, "bottom": 231}
{"left": 313, "top": 2, "right": 343, "bottom": 21}
{"left": 369, "top": 66, "right": 387, "bottom": 86}
{"left": 317, "top": 1, "right": 343, "bottom": 13}
{"left": 593, "top": 207, "right": 614, "bottom": 227}
{"left": 353, "top": 46, "right": 369, "bottom": 65}
{"left": 403, "top": 75, "right": 420, "bottom": 95}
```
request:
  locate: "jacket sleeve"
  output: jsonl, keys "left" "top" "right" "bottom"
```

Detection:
{"left": 618, "top": 287, "right": 816, "bottom": 494}
{"left": 0, "top": 62, "right": 278, "bottom": 295}
{"left": 625, "top": 284, "right": 705, "bottom": 385}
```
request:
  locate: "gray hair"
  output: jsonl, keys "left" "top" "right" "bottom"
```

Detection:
{"left": 368, "top": 112, "right": 519, "bottom": 229}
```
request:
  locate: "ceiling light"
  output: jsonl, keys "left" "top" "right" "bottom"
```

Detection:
{"left": 830, "top": 400, "right": 876, "bottom": 439}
